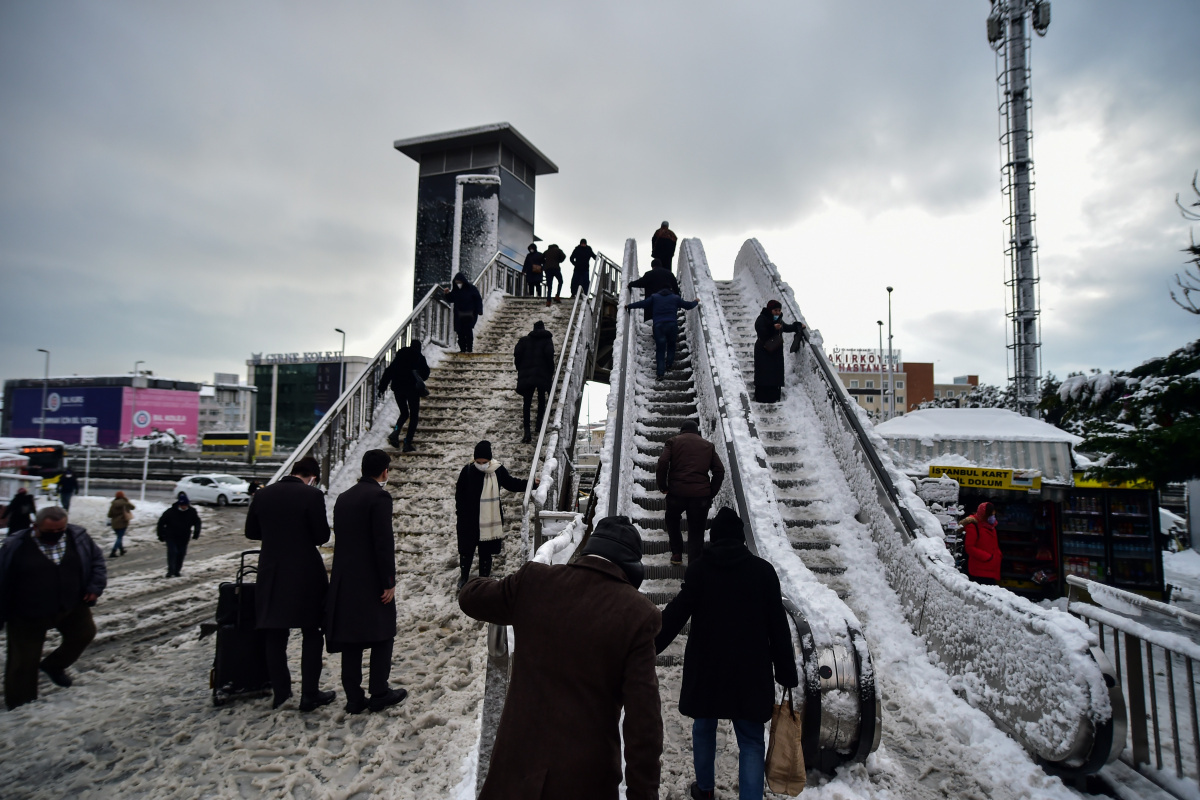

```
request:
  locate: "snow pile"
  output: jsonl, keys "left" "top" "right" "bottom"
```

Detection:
{"left": 876, "top": 407, "right": 1084, "bottom": 445}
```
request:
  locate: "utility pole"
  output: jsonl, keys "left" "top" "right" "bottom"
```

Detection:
{"left": 335, "top": 328, "right": 346, "bottom": 396}
{"left": 36, "top": 349, "right": 50, "bottom": 439}
{"left": 886, "top": 287, "right": 894, "bottom": 419}
{"left": 989, "top": 0, "right": 1050, "bottom": 417}
{"left": 877, "top": 321, "right": 885, "bottom": 421}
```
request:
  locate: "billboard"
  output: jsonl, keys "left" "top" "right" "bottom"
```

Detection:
{"left": 8, "top": 386, "right": 199, "bottom": 446}
{"left": 829, "top": 348, "right": 903, "bottom": 373}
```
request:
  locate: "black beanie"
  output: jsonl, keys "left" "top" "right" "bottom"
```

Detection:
{"left": 533, "top": 321, "right": 545, "bottom": 331}
{"left": 680, "top": 420, "right": 699, "bottom": 434}
{"left": 474, "top": 440, "right": 493, "bottom": 461}
{"left": 709, "top": 507, "right": 745, "bottom": 543}
{"left": 581, "top": 516, "right": 645, "bottom": 589}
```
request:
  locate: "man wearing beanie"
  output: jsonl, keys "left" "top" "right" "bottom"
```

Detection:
{"left": 657, "top": 420, "right": 725, "bottom": 566}
{"left": 454, "top": 441, "right": 529, "bottom": 589}
{"left": 459, "top": 515, "right": 662, "bottom": 799}
{"left": 156, "top": 492, "right": 201, "bottom": 578}
{"left": 513, "top": 322, "right": 555, "bottom": 443}
{"left": 655, "top": 507, "right": 798, "bottom": 800}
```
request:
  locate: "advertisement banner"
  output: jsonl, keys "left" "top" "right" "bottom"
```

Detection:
{"left": 929, "top": 465, "right": 1042, "bottom": 492}
{"left": 119, "top": 388, "right": 199, "bottom": 445}
{"left": 9, "top": 387, "right": 125, "bottom": 445}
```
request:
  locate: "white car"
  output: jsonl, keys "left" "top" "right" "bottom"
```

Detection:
{"left": 173, "top": 474, "right": 252, "bottom": 506}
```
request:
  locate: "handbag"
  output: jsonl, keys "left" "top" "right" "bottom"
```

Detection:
{"left": 762, "top": 333, "right": 784, "bottom": 353}
{"left": 766, "top": 687, "right": 807, "bottom": 795}
{"left": 412, "top": 370, "right": 430, "bottom": 398}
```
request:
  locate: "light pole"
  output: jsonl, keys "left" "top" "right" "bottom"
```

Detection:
{"left": 886, "top": 287, "right": 894, "bottom": 419}
{"left": 36, "top": 349, "right": 50, "bottom": 439}
{"left": 132, "top": 360, "right": 149, "bottom": 500}
{"left": 334, "top": 328, "right": 346, "bottom": 395}
{"left": 877, "top": 321, "right": 885, "bottom": 421}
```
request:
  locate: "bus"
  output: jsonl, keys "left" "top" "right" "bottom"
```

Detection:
{"left": 201, "top": 431, "right": 274, "bottom": 458}
{"left": 0, "top": 438, "right": 66, "bottom": 479}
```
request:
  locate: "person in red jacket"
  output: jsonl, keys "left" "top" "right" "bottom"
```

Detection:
{"left": 962, "top": 501, "right": 1002, "bottom": 585}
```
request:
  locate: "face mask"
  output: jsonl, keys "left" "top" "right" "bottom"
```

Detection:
{"left": 987, "top": 515, "right": 997, "bottom": 525}
{"left": 38, "top": 527, "right": 66, "bottom": 544}
{"left": 773, "top": 314, "right": 781, "bottom": 321}
{"left": 455, "top": 282, "right": 463, "bottom": 288}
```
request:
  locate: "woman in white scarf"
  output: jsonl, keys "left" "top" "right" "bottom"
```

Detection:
{"left": 454, "top": 441, "right": 532, "bottom": 590}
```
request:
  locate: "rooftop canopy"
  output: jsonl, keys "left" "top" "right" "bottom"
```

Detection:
{"left": 393, "top": 122, "right": 558, "bottom": 176}
{"left": 875, "top": 407, "right": 1083, "bottom": 444}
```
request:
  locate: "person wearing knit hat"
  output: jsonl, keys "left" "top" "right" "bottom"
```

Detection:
{"left": 656, "top": 420, "right": 725, "bottom": 566}
{"left": 655, "top": 507, "right": 798, "bottom": 800}
{"left": 514, "top": 321, "right": 555, "bottom": 443}
{"left": 453, "top": 441, "right": 533, "bottom": 589}
{"left": 156, "top": 492, "right": 201, "bottom": 578}
{"left": 458, "top": 515, "right": 663, "bottom": 798}
{"left": 753, "top": 299, "right": 806, "bottom": 403}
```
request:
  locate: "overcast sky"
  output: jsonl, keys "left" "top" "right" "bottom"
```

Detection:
{"left": 1, "top": 1, "right": 1197, "bottom": 399}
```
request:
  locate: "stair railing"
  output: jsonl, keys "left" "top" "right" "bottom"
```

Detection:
{"left": 271, "top": 251, "right": 525, "bottom": 487}
{"left": 734, "top": 237, "right": 1124, "bottom": 774}
{"left": 520, "top": 252, "right": 622, "bottom": 557}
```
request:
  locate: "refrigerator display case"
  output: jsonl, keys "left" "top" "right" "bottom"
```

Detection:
{"left": 1062, "top": 487, "right": 1163, "bottom": 599}
{"left": 960, "top": 495, "right": 1060, "bottom": 597}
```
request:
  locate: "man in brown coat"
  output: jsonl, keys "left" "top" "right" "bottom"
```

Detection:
{"left": 657, "top": 420, "right": 725, "bottom": 567}
{"left": 459, "top": 516, "right": 663, "bottom": 800}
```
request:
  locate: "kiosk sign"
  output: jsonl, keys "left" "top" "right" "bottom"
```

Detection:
{"left": 929, "top": 465, "right": 1042, "bottom": 492}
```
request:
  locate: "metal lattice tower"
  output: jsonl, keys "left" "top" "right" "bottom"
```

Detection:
{"left": 989, "top": 0, "right": 1050, "bottom": 417}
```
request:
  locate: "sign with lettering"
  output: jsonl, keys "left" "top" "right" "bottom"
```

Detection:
{"left": 928, "top": 465, "right": 1042, "bottom": 492}
{"left": 830, "top": 348, "right": 902, "bottom": 373}
{"left": 249, "top": 351, "right": 344, "bottom": 365}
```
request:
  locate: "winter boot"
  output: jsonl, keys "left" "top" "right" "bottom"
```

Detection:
{"left": 402, "top": 437, "right": 416, "bottom": 453}
{"left": 387, "top": 429, "right": 401, "bottom": 448}
{"left": 457, "top": 556, "right": 472, "bottom": 590}
{"left": 521, "top": 427, "right": 532, "bottom": 444}
{"left": 479, "top": 554, "right": 493, "bottom": 578}
{"left": 689, "top": 782, "right": 714, "bottom": 800}
{"left": 119, "top": 545, "right": 126, "bottom": 555}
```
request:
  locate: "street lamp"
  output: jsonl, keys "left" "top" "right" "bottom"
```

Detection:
{"left": 131, "top": 360, "right": 144, "bottom": 444}
{"left": 876, "top": 321, "right": 885, "bottom": 421}
{"left": 132, "top": 360, "right": 148, "bottom": 500}
{"left": 886, "top": 287, "right": 894, "bottom": 419}
{"left": 334, "top": 328, "right": 346, "bottom": 395}
{"left": 36, "top": 349, "right": 50, "bottom": 439}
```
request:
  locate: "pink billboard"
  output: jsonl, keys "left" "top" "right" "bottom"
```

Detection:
{"left": 119, "top": 387, "right": 199, "bottom": 445}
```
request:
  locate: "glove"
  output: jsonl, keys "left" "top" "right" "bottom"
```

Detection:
{"left": 192, "top": 533, "right": 200, "bottom": 540}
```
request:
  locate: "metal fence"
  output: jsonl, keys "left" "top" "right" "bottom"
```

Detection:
{"left": 272, "top": 252, "right": 526, "bottom": 486}
{"left": 1067, "top": 575, "right": 1200, "bottom": 795}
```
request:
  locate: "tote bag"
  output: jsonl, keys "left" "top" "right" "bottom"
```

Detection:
{"left": 766, "top": 687, "right": 806, "bottom": 795}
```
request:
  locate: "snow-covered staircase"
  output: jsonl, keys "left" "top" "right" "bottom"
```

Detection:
{"left": 714, "top": 281, "right": 854, "bottom": 602}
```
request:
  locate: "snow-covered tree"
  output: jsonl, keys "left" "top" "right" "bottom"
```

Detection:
{"left": 915, "top": 382, "right": 1015, "bottom": 411}
{"left": 1170, "top": 170, "right": 1200, "bottom": 315}
{"left": 1048, "top": 340, "right": 1200, "bottom": 486}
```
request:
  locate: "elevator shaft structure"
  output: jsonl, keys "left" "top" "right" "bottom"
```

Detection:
{"left": 989, "top": 0, "right": 1049, "bottom": 417}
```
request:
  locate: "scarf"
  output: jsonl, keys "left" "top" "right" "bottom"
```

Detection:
{"left": 475, "top": 460, "right": 504, "bottom": 541}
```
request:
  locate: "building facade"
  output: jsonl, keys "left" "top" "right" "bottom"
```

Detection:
{"left": 247, "top": 352, "right": 370, "bottom": 448}
{"left": 197, "top": 373, "right": 257, "bottom": 439}
{"left": 829, "top": 347, "right": 978, "bottom": 418}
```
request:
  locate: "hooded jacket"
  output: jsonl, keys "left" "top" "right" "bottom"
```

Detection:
{"left": 962, "top": 502, "right": 1002, "bottom": 580}
{"left": 627, "top": 289, "right": 697, "bottom": 326}
{"left": 443, "top": 272, "right": 484, "bottom": 331}
{"left": 379, "top": 342, "right": 431, "bottom": 398}
{"left": 514, "top": 327, "right": 555, "bottom": 395}
{"left": 157, "top": 502, "right": 201, "bottom": 542}
{"left": 542, "top": 244, "right": 566, "bottom": 273}
{"left": 0, "top": 524, "right": 107, "bottom": 628}
{"left": 570, "top": 244, "right": 596, "bottom": 274}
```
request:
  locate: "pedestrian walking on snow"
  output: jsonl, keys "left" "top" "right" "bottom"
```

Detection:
{"left": 5, "top": 488, "right": 36, "bottom": 535}
{"left": 57, "top": 469, "right": 78, "bottom": 511}
{"left": 245, "top": 456, "right": 336, "bottom": 712}
{"left": 156, "top": 492, "right": 200, "bottom": 578}
{"left": 658, "top": 420, "right": 725, "bottom": 566}
{"left": 627, "top": 289, "right": 699, "bottom": 378}
{"left": 569, "top": 238, "right": 596, "bottom": 297}
{"left": 628, "top": 259, "right": 681, "bottom": 322}
{"left": 454, "top": 441, "right": 530, "bottom": 589}
{"left": 542, "top": 243, "right": 567, "bottom": 305}
{"left": 651, "top": 221, "right": 678, "bottom": 271}
{"left": 753, "top": 300, "right": 805, "bottom": 404}
{"left": 962, "top": 502, "right": 1002, "bottom": 586}
{"left": 458, "top": 515, "right": 663, "bottom": 800}
{"left": 379, "top": 339, "right": 431, "bottom": 452}
{"left": 514, "top": 321, "right": 555, "bottom": 443}
{"left": 655, "top": 507, "right": 799, "bottom": 800}
{"left": 0, "top": 507, "right": 107, "bottom": 710}
{"left": 442, "top": 271, "right": 484, "bottom": 353}
{"left": 106, "top": 491, "right": 134, "bottom": 557}
{"left": 522, "top": 243, "right": 545, "bottom": 298}
{"left": 325, "top": 449, "right": 407, "bottom": 715}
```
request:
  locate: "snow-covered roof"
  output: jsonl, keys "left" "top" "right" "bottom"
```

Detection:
{"left": 876, "top": 408, "right": 1083, "bottom": 445}
{"left": 0, "top": 437, "right": 66, "bottom": 449}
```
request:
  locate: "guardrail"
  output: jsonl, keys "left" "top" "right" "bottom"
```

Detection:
{"left": 1067, "top": 576, "right": 1199, "bottom": 795}
{"left": 272, "top": 251, "right": 525, "bottom": 486}
{"left": 733, "top": 237, "right": 1123, "bottom": 774}
{"left": 521, "top": 252, "right": 622, "bottom": 556}
{"left": 679, "top": 238, "right": 880, "bottom": 770}
{"left": 593, "top": 240, "right": 640, "bottom": 521}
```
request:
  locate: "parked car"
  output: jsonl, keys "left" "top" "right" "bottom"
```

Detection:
{"left": 173, "top": 474, "right": 252, "bottom": 506}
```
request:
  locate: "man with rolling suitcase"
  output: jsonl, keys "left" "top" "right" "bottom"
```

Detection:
{"left": 245, "top": 456, "right": 335, "bottom": 712}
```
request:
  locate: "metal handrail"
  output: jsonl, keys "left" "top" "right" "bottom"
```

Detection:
{"left": 1067, "top": 576, "right": 1199, "bottom": 793}
{"left": 520, "top": 251, "right": 621, "bottom": 555}
{"left": 733, "top": 238, "right": 1123, "bottom": 772}
{"left": 597, "top": 240, "right": 639, "bottom": 520}
{"left": 271, "top": 250, "right": 525, "bottom": 486}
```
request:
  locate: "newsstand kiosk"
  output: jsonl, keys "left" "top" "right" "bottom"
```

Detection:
{"left": 1062, "top": 476, "right": 1165, "bottom": 600}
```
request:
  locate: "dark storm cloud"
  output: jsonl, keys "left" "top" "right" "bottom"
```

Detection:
{"left": 0, "top": 0, "right": 1197, "bottom": 389}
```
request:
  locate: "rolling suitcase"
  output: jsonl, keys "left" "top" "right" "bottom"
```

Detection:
{"left": 210, "top": 550, "right": 271, "bottom": 706}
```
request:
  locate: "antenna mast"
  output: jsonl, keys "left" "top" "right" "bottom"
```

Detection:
{"left": 989, "top": 0, "right": 1050, "bottom": 417}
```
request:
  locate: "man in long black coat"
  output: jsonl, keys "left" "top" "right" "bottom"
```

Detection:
{"left": 569, "top": 238, "right": 596, "bottom": 297}
{"left": 522, "top": 243, "right": 544, "bottom": 298}
{"left": 628, "top": 259, "right": 680, "bottom": 322}
{"left": 454, "top": 441, "right": 529, "bottom": 589}
{"left": 442, "top": 271, "right": 484, "bottom": 353}
{"left": 378, "top": 339, "right": 431, "bottom": 452}
{"left": 513, "top": 321, "right": 555, "bottom": 443}
{"left": 245, "top": 456, "right": 334, "bottom": 711}
{"left": 651, "top": 221, "right": 678, "bottom": 271}
{"left": 156, "top": 493, "right": 200, "bottom": 578}
{"left": 5, "top": 489, "right": 36, "bottom": 534}
{"left": 325, "top": 449, "right": 406, "bottom": 714}
{"left": 57, "top": 469, "right": 78, "bottom": 511}
{"left": 753, "top": 300, "right": 805, "bottom": 404}
{"left": 655, "top": 507, "right": 798, "bottom": 800}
